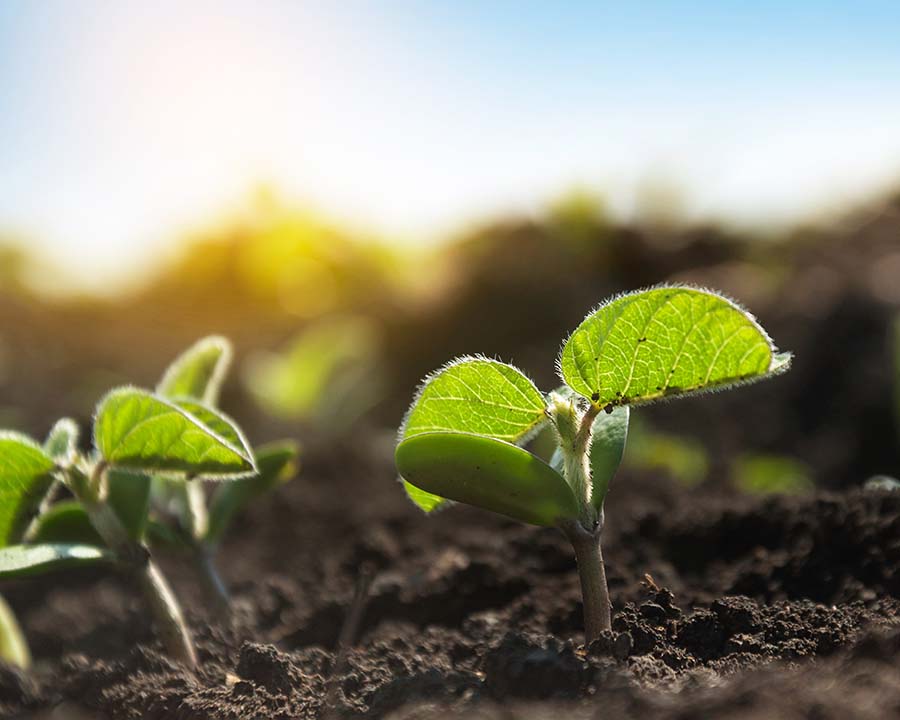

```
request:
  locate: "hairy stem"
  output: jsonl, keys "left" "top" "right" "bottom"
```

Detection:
{"left": 70, "top": 465, "right": 198, "bottom": 669}
{"left": 561, "top": 520, "right": 611, "bottom": 643}
{"left": 136, "top": 560, "right": 198, "bottom": 668}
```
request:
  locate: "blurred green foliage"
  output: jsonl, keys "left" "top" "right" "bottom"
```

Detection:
{"left": 733, "top": 453, "right": 813, "bottom": 495}
{"left": 243, "top": 316, "right": 383, "bottom": 429}
{"left": 622, "top": 417, "right": 709, "bottom": 487}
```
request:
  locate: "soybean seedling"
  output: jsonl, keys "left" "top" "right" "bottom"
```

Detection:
{"left": 143, "top": 337, "right": 298, "bottom": 611}
{"left": 0, "top": 337, "right": 284, "bottom": 669}
{"left": 395, "top": 285, "right": 792, "bottom": 641}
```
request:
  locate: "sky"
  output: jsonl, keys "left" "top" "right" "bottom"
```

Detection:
{"left": 2, "top": 1, "right": 900, "bottom": 291}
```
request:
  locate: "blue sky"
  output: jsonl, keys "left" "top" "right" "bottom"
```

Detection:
{"left": 2, "top": 1, "right": 900, "bottom": 290}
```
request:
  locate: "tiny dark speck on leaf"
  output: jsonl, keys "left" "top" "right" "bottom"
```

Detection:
{"left": 638, "top": 337, "right": 647, "bottom": 342}
{"left": 591, "top": 392, "right": 600, "bottom": 402}
{"left": 604, "top": 404, "right": 614, "bottom": 414}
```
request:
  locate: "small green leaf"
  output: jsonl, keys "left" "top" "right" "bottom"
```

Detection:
{"left": 401, "top": 480, "right": 447, "bottom": 513}
{"left": 0, "top": 433, "right": 57, "bottom": 546}
{"left": 400, "top": 358, "right": 547, "bottom": 513}
{"left": 588, "top": 406, "right": 629, "bottom": 510}
{"left": 94, "top": 388, "right": 255, "bottom": 478}
{"left": 106, "top": 470, "right": 152, "bottom": 541}
{"left": 0, "top": 544, "right": 112, "bottom": 579}
{"left": 157, "top": 336, "right": 232, "bottom": 406}
{"left": 27, "top": 501, "right": 103, "bottom": 546}
{"left": 396, "top": 432, "right": 578, "bottom": 527}
{"left": 206, "top": 441, "right": 299, "bottom": 544}
{"left": 560, "top": 286, "right": 791, "bottom": 407}
{"left": 0, "top": 593, "right": 30, "bottom": 669}
{"left": 44, "top": 418, "right": 79, "bottom": 465}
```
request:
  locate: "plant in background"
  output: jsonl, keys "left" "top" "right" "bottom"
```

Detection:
{"left": 143, "top": 337, "right": 299, "bottom": 611}
{"left": 0, "top": 336, "right": 295, "bottom": 669}
{"left": 395, "top": 285, "right": 791, "bottom": 641}
{"left": 243, "top": 316, "right": 383, "bottom": 432}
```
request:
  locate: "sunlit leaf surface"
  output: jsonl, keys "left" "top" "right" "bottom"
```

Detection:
{"left": 560, "top": 286, "right": 791, "bottom": 407}
{"left": 94, "top": 388, "right": 254, "bottom": 477}
{"left": 157, "top": 336, "right": 232, "bottom": 406}
{"left": 0, "top": 544, "right": 112, "bottom": 579}
{"left": 400, "top": 357, "right": 547, "bottom": 513}
{"left": 0, "top": 433, "right": 56, "bottom": 546}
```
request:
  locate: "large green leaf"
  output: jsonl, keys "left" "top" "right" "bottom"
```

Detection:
{"left": 26, "top": 501, "right": 103, "bottom": 546}
{"left": 396, "top": 432, "right": 578, "bottom": 527}
{"left": 44, "top": 418, "right": 79, "bottom": 465}
{"left": 157, "top": 336, "right": 232, "bottom": 406}
{"left": 0, "top": 544, "right": 112, "bottom": 579}
{"left": 0, "top": 433, "right": 57, "bottom": 547}
{"left": 560, "top": 286, "right": 791, "bottom": 407}
{"left": 206, "top": 441, "right": 299, "bottom": 544}
{"left": 94, "top": 388, "right": 255, "bottom": 477}
{"left": 400, "top": 358, "right": 548, "bottom": 513}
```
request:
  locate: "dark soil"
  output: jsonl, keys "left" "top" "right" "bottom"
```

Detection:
{"left": 2, "top": 435, "right": 898, "bottom": 719}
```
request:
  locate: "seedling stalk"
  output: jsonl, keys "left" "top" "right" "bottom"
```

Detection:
{"left": 75, "top": 464, "right": 197, "bottom": 669}
{"left": 561, "top": 519, "right": 610, "bottom": 639}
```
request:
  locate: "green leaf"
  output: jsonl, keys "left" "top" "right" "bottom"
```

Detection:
{"left": 0, "top": 593, "right": 30, "bottom": 669}
{"left": 157, "top": 336, "right": 232, "bottom": 406}
{"left": 396, "top": 432, "right": 578, "bottom": 527}
{"left": 44, "top": 418, "right": 79, "bottom": 465}
{"left": 0, "top": 544, "right": 112, "bottom": 579}
{"left": 560, "top": 286, "right": 792, "bottom": 408}
{"left": 401, "top": 480, "right": 447, "bottom": 513}
{"left": 106, "top": 470, "right": 152, "bottom": 540}
{"left": 399, "top": 358, "right": 548, "bottom": 513}
{"left": 588, "top": 406, "right": 629, "bottom": 510}
{"left": 94, "top": 388, "right": 255, "bottom": 478}
{"left": 0, "top": 433, "right": 57, "bottom": 547}
{"left": 170, "top": 400, "right": 254, "bottom": 472}
{"left": 27, "top": 501, "right": 103, "bottom": 546}
{"left": 205, "top": 441, "right": 299, "bottom": 544}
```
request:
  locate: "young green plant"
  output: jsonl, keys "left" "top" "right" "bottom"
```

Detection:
{"left": 145, "top": 337, "right": 298, "bottom": 611}
{"left": 0, "top": 336, "right": 291, "bottom": 668}
{"left": 395, "top": 285, "right": 792, "bottom": 641}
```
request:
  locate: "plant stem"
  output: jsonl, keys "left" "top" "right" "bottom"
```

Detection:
{"left": 71, "top": 465, "right": 198, "bottom": 669}
{"left": 561, "top": 520, "right": 611, "bottom": 643}
{"left": 135, "top": 560, "right": 198, "bottom": 668}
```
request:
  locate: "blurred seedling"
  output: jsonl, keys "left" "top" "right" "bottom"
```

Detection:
{"left": 0, "top": 337, "right": 294, "bottom": 669}
{"left": 145, "top": 337, "right": 298, "bottom": 611}
{"left": 243, "top": 316, "right": 383, "bottom": 433}
{"left": 395, "top": 285, "right": 791, "bottom": 642}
